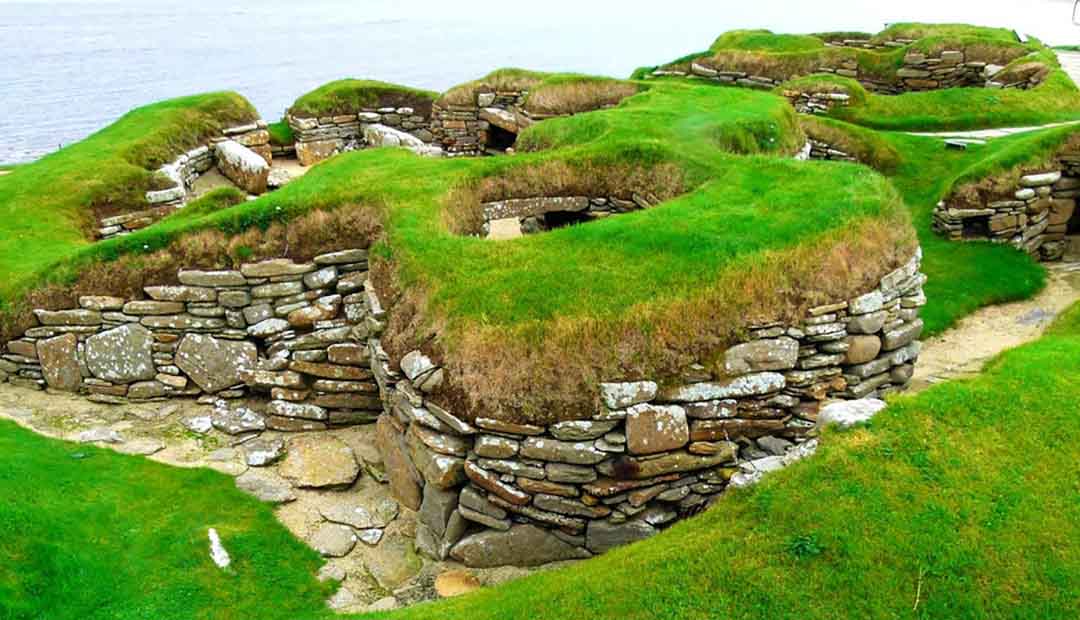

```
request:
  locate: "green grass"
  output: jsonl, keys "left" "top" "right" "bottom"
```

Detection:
{"left": 709, "top": 29, "right": 826, "bottom": 53}
{"left": 831, "top": 70, "right": 1080, "bottom": 131}
{"left": 0, "top": 92, "right": 257, "bottom": 303}
{"left": 288, "top": 79, "right": 437, "bottom": 118}
{"left": 267, "top": 120, "right": 294, "bottom": 146}
{"left": 4, "top": 300, "right": 1078, "bottom": 619}
{"left": 0, "top": 420, "right": 334, "bottom": 619}
{"left": 874, "top": 125, "right": 1062, "bottom": 334}
{"left": 37, "top": 82, "right": 903, "bottom": 334}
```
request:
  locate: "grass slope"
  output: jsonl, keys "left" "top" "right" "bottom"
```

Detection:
{"left": 0, "top": 421, "right": 332, "bottom": 619}
{"left": 0, "top": 92, "right": 256, "bottom": 303}
{"left": 3, "top": 302, "right": 1077, "bottom": 618}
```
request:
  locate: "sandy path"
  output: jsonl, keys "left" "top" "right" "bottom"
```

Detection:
{"left": 911, "top": 255, "right": 1080, "bottom": 391}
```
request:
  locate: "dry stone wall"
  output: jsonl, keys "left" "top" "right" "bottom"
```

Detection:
{"left": 99, "top": 122, "right": 272, "bottom": 241}
{"left": 480, "top": 194, "right": 662, "bottom": 238}
{"left": 933, "top": 158, "right": 1080, "bottom": 261}
{"left": 288, "top": 108, "right": 435, "bottom": 166}
{"left": 370, "top": 250, "right": 926, "bottom": 567}
{"left": 668, "top": 49, "right": 1029, "bottom": 95}
{"left": 432, "top": 90, "right": 532, "bottom": 157}
{"left": 0, "top": 249, "right": 388, "bottom": 433}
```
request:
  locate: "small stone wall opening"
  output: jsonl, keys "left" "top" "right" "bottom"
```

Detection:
{"left": 540, "top": 209, "right": 595, "bottom": 231}
{"left": 962, "top": 215, "right": 990, "bottom": 240}
{"left": 485, "top": 125, "right": 517, "bottom": 154}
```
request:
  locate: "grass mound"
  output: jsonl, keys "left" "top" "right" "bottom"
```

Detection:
{"left": 0, "top": 91, "right": 256, "bottom": 302}
{"left": 288, "top": 79, "right": 438, "bottom": 118}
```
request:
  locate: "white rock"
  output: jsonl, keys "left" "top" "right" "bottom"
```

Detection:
{"left": 208, "top": 528, "right": 231, "bottom": 568}
{"left": 817, "top": 398, "right": 887, "bottom": 429}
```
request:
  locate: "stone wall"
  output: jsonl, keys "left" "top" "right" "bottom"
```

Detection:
{"left": 98, "top": 122, "right": 272, "bottom": 240}
{"left": 806, "top": 138, "right": 857, "bottom": 163}
{"left": 0, "top": 249, "right": 388, "bottom": 433}
{"left": 480, "top": 194, "right": 660, "bottom": 238}
{"left": 669, "top": 49, "right": 1027, "bottom": 95}
{"left": 370, "top": 250, "right": 926, "bottom": 566}
{"left": 933, "top": 158, "right": 1080, "bottom": 261}
{"left": 432, "top": 90, "right": 531, "bottom": 157}
{"left": 783, "top": 89, "right": 851, "bottom": 115}
{"left": 288, "top": 108, "right": 435, "bottom": 166}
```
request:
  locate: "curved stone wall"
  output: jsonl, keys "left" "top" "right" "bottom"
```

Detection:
{"left": 0, "top": 250, "right": 383, "bottom": 432}
{"left": 933, "top": 155, "right": 1080, "bottom": 261}
{"left": 370, "top": 250, "right": 926, "bottom": 566}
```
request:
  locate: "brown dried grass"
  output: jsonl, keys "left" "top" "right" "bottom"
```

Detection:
{"left": 523, "top": 81, "right": 640, "bottom": 117}
{"left": 0, "top": 206, "right": 381, "bottom": 343}
{"left": 384, "top": 211, "right": 916, "bottom": 424}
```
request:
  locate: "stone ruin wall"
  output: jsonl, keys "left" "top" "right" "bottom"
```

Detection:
{"left": 0, "top": 249, "right": 387, "bottom": 434}
{"left": 288, "top": 107, "right": 436, "bottom": 166}
{"left": 101, "top": 122, "right": 273, "bottom": 240}
{"left": 933, "top": 157, "right": 1080, "bottom": 261}
{"left": 663, "top": 48, "right": 1036, "bottom": 95}
{"left": 479, "top": 194, "right": 664, "bottom": 239}
{"left": 370, "top": 250, "right": 926, "bottom": 567}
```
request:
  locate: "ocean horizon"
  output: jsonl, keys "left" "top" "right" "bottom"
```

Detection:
{"left": 4, "top": 0, "right": 1080, "bottom": 164}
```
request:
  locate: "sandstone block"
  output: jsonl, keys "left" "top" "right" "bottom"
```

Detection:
{"left": 215, "top": 140, "right": 269, "bottom": 194}
{"left": 36, "top": 333, "right": 81, "bottom": 392}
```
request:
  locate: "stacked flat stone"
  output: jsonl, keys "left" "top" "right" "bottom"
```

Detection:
{"left": 288, "top": 107, "right": 434, "bottom": 166}
{"left": 369, "top": 250, "right": 927, "bottom": 567}
{"left": 480, "top": 194, "right": 661, "bottom": 238}
{"left": 98, "top": 122, "right": 271, "bottom": 241}
{"left": 0, "top": 249, "right": 384, "bottom": 431}
{"left": 432, "top": 91, "right": 530, "bottom": 157}
{"left": 806, "top": 139, "right": 857, "bottom": 163}
{"left": 933, "top": 161, "right": 1080, "bottom": 261}
{"left": 782, "top": 90, "right": 851, "bottom": 115}
{"left": 666, "top": 49, "right": 1033, "bottom": 96}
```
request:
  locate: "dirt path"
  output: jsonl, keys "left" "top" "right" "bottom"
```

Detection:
{"left": 911, "top": 256, "right": 1080, "bottom": 391}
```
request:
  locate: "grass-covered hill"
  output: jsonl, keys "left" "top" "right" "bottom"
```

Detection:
{"left": 641, "top": 23, "right": 1080, "bottom": 132}
{"left": 0, "top": 22, "right": 1074, "bottom": 422}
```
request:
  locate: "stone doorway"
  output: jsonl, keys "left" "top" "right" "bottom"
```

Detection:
{"left": 485, "top": 125, "right": 517, "bottom": 154}
{"left": 962, "top": 214, "right": 991, "bottom": 239}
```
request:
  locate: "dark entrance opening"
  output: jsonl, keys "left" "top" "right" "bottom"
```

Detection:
{"left": 1068, "top": 206, "right": 1080, "bottom": 235}
{"left": 543, "top": 210, "right": 595, "bottom": 230}
{"left": 962, "top": 216, "right": 991, "bottom": 239}
{"left": 486, "top": 125, "right": 517, "bottom": 154}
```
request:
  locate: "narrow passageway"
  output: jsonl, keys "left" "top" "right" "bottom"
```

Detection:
{"left": 911, "top": 258, "right": 1080, "bottom": 391}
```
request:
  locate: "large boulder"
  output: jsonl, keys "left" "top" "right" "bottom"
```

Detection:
{"left": 449, "top": 524, "right": 591, "bottom": 567}
{"left": 362, "top": 124, "right": 442, "bottom": 157}
{"left": 84, "top": 324, "right": 156, "bottom": 384}
{"left": 215, "top": 140, "right": 269, "bottom": 194}
{"left": 36, "top": 333, "right": 81, "bottom": 392}
{"left": 175, "top": 334, "right": 257, "bottom": 394}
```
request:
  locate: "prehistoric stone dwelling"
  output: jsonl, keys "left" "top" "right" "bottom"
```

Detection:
{"left": 933, "top": 154, "right": 1080, "bottom": 261}
{"left": 99, "top": 122, "right": 272, "bottom": 240}
{"left": 0, "top": 238, "right": 926, "bottom": 566}
{"left": 1, "top": 52, "right": 936, "bottom": 568}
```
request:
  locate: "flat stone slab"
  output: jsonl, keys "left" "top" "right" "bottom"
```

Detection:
{"left": 279, "top": 435, "right": 360, "bottom": 488}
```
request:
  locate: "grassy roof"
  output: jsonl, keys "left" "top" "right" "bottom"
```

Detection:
{"left": 287, "top": 79, "right": 438, "bottom": 118}
{"left": 0, "top": 91, "right": 256, "bottom": 303}
{"left": 709, "top": 29, "right": 826, "bottom": 53}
